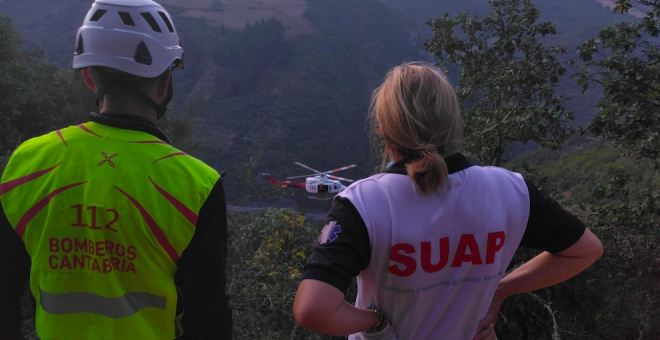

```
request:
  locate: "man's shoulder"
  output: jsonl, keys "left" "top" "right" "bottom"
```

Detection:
{"left": 181, "top": 153, "right": 221, "bottom": 180}
{"left": 152, "top": 148, "right": 222, "bottom": 190}
{"left": 9, "top": 124, "right": 99, "bottom": 161}
{"left": 11, "top": 129, "right": 64, "bottom": 157}
{"left": 1, "top": 129, "right": 66, "bottom": 181}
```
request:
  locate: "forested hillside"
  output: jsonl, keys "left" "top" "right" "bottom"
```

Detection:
{"left": 183, "top": 0, "right": 421, "bottom": 193}
{"left": 0, "top": 0, "right": 421, "bottom": 200}
{"left": 0, "top": 0, "right": 644, "bottom": 193}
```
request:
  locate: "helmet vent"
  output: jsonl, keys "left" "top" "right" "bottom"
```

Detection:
{"left": 118, "top": 11, "right": 136, "bottom": 26}
{"left": 74, "top": 34, "right": 84, "bottom": 56}
{"left": 158, "top": 12, "right": 174, "bottom": 33}
{"left": 141, "top": 12, "right": 162, "bottom": 33}
{"left": 90, "top": 9, "right": 107, "bottom": 22}
{"left": 134, "top": 41, "right": 153, "bottom": 65}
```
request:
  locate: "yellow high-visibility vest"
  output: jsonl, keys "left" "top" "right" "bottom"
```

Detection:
{"left": 0, "top": 122, "right": 220, "bottom": 340}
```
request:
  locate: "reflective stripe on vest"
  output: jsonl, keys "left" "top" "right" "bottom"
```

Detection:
{"left": 39, "top": 286, "right": 166, "bottom": 319}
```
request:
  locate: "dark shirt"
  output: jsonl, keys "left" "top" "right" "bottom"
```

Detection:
{"left": 303, "top": 155, "right": 587, "bottom": 294}
{"left": 0, "top": 113, "right": 232, "bottom": 340}
{"left": 0, "top": 199, "right": 30, "bottom": 340}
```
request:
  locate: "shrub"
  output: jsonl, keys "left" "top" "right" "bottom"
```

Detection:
{"left": 227, "top": 208, "right": 344, "bottom": 340}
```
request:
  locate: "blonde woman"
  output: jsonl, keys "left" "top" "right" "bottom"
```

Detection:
{"left": 293, "top": 62, "right": 603, "bottom": 340}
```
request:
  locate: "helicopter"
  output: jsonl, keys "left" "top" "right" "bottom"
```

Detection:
{"left": 267, "top": 162, "right": 357, "bottom": 200}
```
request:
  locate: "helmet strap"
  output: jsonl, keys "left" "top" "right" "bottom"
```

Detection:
{"left": 159, "top": 74, "right": 174, "bottom": 120}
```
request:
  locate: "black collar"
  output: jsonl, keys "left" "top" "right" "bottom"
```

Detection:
{"left": 89, "top": 112, "right": 173, "bottom": 145}
{"left": 384, "top": 153, "right": 474, "bottom": 175}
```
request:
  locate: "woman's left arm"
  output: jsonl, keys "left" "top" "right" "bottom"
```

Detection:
{"left": 294, "top": 279, "right": 379, "bottom": 336}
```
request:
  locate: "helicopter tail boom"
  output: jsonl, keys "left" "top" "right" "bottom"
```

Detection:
{"left": 266, "top": 174, "right": 306, "bottom": 189}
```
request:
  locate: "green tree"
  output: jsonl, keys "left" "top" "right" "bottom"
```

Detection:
{"left": 586, "top": 168, "right": 660, "bottom": 338}
{"left": 425, "top": 0, "right": 574, "bottom": 166}
{"left": 0, "top": 156, "right": 8, "bottom": 174}
{"left": 573, "top": 0, "right": 660, "bottom": 165}
{"left": 227, "top": 209, "right": 344, "bottom": 340}
{"left": 0, "top": 15, "right": 93, "bottom": 156}
{"left": 571, "top": 2, "right": 660, "bottom": 337}
{"left": 0, "top": 15, "right": 25, "bottom": 154}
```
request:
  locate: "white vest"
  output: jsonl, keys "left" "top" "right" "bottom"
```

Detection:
{"left": 339, "top": 165, "right": 530, "bottom": 340}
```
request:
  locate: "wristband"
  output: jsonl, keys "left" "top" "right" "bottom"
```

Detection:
{"left": 365, "top": 306, "right": 387, "bottom": 334}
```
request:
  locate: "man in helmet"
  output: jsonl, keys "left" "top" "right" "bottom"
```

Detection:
{"left": 0, "top": 1, "right": 232, "bottom": 339}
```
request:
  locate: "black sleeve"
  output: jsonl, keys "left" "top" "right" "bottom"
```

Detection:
{"left": 175, "top": 180, "right": 232, "bottom": 340}
{"left": 0, "top": 199, "right": 31, "bottom": 340}
{"left": 302, "top": 196, "right": 371, "bottom": 295}
{"left": 519, "top": 180, "right": 586, "bottom": 254}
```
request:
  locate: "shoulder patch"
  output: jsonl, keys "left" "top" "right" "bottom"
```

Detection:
{"left": 318, "top": 221, "right": 342, "bottom": 244}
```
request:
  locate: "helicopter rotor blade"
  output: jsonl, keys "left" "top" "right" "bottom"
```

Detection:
{"left": 328, "top": 175, "right": 355, "bottom": 183}
{"left": 323, "top": 164, "right": 357, "bottom": 175}
{"left": 286, "top": 174, "right": 316, "bottom": 180}
{"left": 294, "top": 162, "right": 322, "bottom": 174}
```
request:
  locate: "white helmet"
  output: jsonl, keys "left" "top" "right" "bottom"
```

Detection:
{"left": 73, "top": 0, "right": 184, "bottom": 78}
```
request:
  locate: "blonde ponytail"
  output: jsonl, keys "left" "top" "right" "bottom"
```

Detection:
{"left": 370, "top": 62, "right": 463, "bottom": 194}
{"left": 406, "top": 146, "right": 449, "bottom": 194}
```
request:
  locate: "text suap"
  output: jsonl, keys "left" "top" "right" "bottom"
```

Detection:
{"left": 388, "top": 231, "right": 505, "bottom": 277}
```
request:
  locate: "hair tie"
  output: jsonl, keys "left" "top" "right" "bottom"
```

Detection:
{"left": 419, "top": 143, "right": 439, "bottom": 155}
{"left": 396, "top": 143, "right": 441, "bottom": 160}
